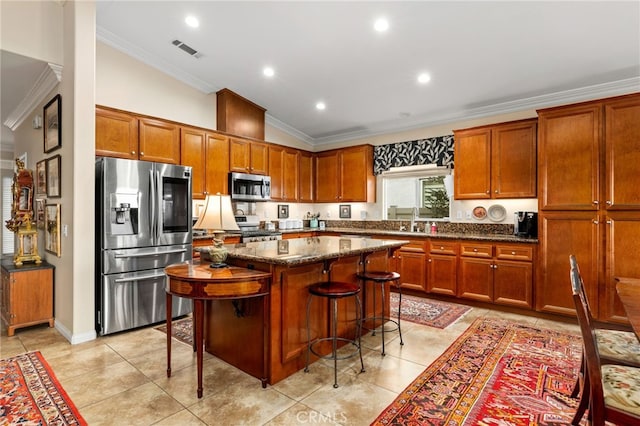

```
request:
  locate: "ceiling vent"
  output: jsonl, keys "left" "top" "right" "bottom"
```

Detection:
{"left": 172, "top": 39, "right": 201, "bottom": 58}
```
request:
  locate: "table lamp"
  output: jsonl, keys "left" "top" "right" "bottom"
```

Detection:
{"left": 193, "top": 194, "right": 239, "bottom": 268}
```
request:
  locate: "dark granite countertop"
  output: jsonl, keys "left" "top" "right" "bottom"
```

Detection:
{"left": 200, "top": 236, "right": 409, "bottom": 266}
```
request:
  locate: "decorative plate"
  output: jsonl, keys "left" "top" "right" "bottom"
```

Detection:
{"left": 488, "top": 204, "right": 507, "bottom": 222}
{"left": 472, "top": 206, "right": 487, "bottom": 220}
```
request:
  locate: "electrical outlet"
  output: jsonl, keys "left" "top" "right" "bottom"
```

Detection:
{"left": 326, "top": 211, "right": 331, "bottom": 218}
{"left": 465, "top": 211, "right": 472, "bottom": 220}
{"left": 63, "top": 224, "right": 68, "bottom": 237}
{"left": 456, "top": 211, "right": 463, "bottom": 219}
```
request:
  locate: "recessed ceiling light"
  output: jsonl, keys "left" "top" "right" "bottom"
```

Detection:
{"left": 417, "top": 73, "right": 431, "bottom": 84}
{"left": 316, "top": 102, "right": 326, "bottom": 111}
{"left": 185, "top": 16, "right": 199, "bottom": 28}
{"left": 263, "top": 67, "right": 275, "bottom": 77}
{"left": 374, "top": 17, "right": 389, "bottom": 32}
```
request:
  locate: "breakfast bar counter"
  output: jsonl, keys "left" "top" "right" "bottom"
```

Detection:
{"left": 199, "top": 236, "right": 408, "bottom": 384}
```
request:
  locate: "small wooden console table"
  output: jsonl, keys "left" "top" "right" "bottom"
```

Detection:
{"left": 165, "top": 261, "right": 271, "bottom": 398}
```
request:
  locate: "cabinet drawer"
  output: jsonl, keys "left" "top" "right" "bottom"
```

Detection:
{"left": 400, "top": 240, "right": 426, "bottom": 253}
{"left": 429, "top": 241, "right": 459, "bottom": 255}
{"left": 495, "top": 245, "right": 533, "bottom": 261}
{"left": 460, "top": 243, "right": 493, "bottom": 258}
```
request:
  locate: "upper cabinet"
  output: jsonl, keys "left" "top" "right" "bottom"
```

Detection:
{"left": 454, "top": 119, "right": 537, "bottom": 199}
{"left": 269, "top": 145, "right": 299, "bottom": 202}
{"left": 314, "top": 145, "right": 376, "bottom": 203}
{"left": 216, "top": 88, "right": 266, "bottom": 140}
{"left": 298, "top": 151, "right": 314, "bottom": 203}
{"left": 181, "top": 127, "right": 229, "bottom": 199}
{"left": 229, "top": 137, "right": 268, "bottom": 175}
{"left": 96, "top": 106, "right": 180, "bottom": 164}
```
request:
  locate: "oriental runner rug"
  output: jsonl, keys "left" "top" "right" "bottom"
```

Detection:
{"left": 390, "top": 293, "right": 471, "bottom": 329}
{"left": 154, "top": 316, "right": 193, "bottom": 346}
{"left": 372, "top": 318, "right": 583, "bottom": 426}
{"left": 0, "top": 351, "right": 87, "bottom": 425}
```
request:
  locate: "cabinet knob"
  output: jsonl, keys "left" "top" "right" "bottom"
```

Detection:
{"left": 486, "top": 190, "right": 490, "bottom": 194}
{"left": 473, "top": 248, "right": 478, "bottom": 252}
{"left": 511, "top": 251, "right": 516, "bottom": 255}
{"left": 593, "top": 220, "right": 599, "bottom": 224}
{"left": 494, "top": 190, "right": 499, "bottom": 194}
{"left": 428, "top": 259, "right": 432, "bottom": 263}
{"left": 140, "top": 151, "right": 144, "bottom": 156}
{"left": 606, "top": 220, "right": 612, "bottom": 225}
{"left": 131, "top": 151, "right": 136, "bottom": 155}
{"left": 606, "top": 200, "right": 612, "bottom": 205}
{"left": 593, "top": 200, "right": 599, "bottom": 205}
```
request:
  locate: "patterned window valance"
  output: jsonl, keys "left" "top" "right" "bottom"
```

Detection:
{"left": 373, "top": 135, "right": 454, "bottom": 175}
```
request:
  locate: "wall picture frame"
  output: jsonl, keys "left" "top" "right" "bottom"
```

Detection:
{"left": 45, "top": 203, "right": 61, "bottom": 256}
{"left": 46, "top": 154, "right": 61, "bottom": 198}
{"left": 339, "top": 204, "right": 351, "bottom": 219}
{"left": 35, "top": 198, "right": 46, "bottom": 229}
{"left": 44, "top": 94, "right": 61, "bottom": 153}
{"left": 278, "top": 204, "right": 289, "bottom": 219}
{"left": 35, "top": 160, "right": 47, "bottom": 196}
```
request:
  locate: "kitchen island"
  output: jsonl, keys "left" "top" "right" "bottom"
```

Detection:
{"left": 199, "top": 236, "right": 408, "bottom": 385}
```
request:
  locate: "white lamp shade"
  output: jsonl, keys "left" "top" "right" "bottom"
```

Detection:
{"left": 193, "top": 194, "right": 239, "bottom": 231}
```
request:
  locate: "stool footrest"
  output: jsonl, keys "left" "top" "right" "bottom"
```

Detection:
{"left": 309, "top": 337, "right": 362, "bottom": 361}
{"left": 362, "top": 317, "right": 401, "bottom": 333}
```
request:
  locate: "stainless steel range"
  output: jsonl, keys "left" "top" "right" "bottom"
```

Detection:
{"left": 235, "top": 215, "right": 282, "bottom": 242}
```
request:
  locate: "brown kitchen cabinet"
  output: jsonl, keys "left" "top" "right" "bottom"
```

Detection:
{"left": 454, "top": 119, "right": 537, "bottom": 199}
{"left": 269, "top": 145, "right": 299, "bottom": 201}
{"left": 426, "top": 240, "right": 458, "bottom": 296}
{"left": 537, "top": 93, "right": 640, "bottom": 323}
{"left": 458, "top": 242, "right": 534, "bottom": 308}
{"left": 181, "top": 127, "right": 229, "bottom": 199}
{"left": 1, "top": 259, "right": 55, "bottom": 336}
{"left": 96, "top": 106, "right": 180, "bottom": 164}
{"left": 298, "top": 151, "right": 314, "bottom": 203}
{"left": 314, "top": 145, "right": 376, "bottom": 202}
{"left": 229, "top": 137, "right": 268, "bottom": 175}
{"left": 393, "top": 240, "right": 427, "bottom": 293}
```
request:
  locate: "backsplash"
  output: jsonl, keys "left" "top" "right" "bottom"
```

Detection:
{"left": 302, "top": 220, "right": 514, "bottom": 235}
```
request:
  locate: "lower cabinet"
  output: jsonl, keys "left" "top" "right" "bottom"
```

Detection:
{"left": 427, "top": 240, "right": 458, "bottom": 296}
{"left": 395, "top": 240, "right": 427, "bottom": 292}
{"left": 1, "top": 260, "right": 55, "bottom": 336}
{"left": 459, "top": 242, "right": 534, "bottom": 308}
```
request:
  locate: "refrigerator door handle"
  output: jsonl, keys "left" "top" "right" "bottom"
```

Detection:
{"left": 149, "top": 168, "right": 157, "bottom": 241}
{"left": 114, "top": 273, "right": 167, "bottom": 283}
{"left": 114, "top": 248, "right": 188, "bottom": 258}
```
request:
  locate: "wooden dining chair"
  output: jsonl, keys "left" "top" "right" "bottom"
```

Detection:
{"left": 570, "top": 258, "right": 640, "bottom": 425}
{"left": 568, "top": 256, "right": 640, "bottom": 398}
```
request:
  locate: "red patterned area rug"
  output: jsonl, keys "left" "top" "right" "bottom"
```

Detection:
{"left": 0, "top": 351, "right": 86, "bottom": 425}
{"left": 390, "top": 293, "right": 471, "bottom": 328}
{"left": 372, "top": 318, "right": 583, "bottom": 425}
{"left": 154, "top": 316, "right": 193, "bottom": 346}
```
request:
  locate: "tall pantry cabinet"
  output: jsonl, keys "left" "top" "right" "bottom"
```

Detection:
{"left": 537, "top": 93, "right": 640, "bottom": 323}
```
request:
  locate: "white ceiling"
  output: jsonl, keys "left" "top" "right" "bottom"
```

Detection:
{"left": 2, "top": 1, "right": 640, "bottom": 149}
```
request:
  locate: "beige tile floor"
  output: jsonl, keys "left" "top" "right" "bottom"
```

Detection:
{"left": 0, "top": 304, "right": 579, "bottom": 426}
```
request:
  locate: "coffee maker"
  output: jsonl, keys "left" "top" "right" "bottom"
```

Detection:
{"left": 514, "top": 211, "right": 538, "bottom": 238}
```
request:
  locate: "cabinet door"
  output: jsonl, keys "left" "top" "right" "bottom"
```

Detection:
{"left": 314, "top": 150, "right": 340, "bottom": 202}
{"left": 454, "top": 128, "right": 491, "bottom": 199}
{"left": 250, "top": 142, "right": 269, "bottom": 175}
{"left": 538, "top": 103, "right": 601, "bottom": 210}
{"left": 138, "top": 118, "right": 180, "bottom": 164}
{"left": 341, "top": 145, "right": 375, "bottom": 202}
{"left": 229, "top": 137, "right": 251, "bottom": 172}
{"left": 601, "top": 212, "right": 640, "bottom": 324}
{"left": 282, "top": 149, "right": 299, "bottom": 201}
{"left": 458, "top": 257, "right": 493, "bottom": 302}
{"left": 494, "top": 260, "right": 533, "bottom": 309}
{"left": 180, "top": 127, "right": 207, "bottom": 199}
{"left": 268, "top": 146, "right": 284, "bottom": 200}
{"left": 95, "top": 107, "right": 138, "bottom": 159}
{"left": 536, "top": 211, "right": 600, "bottom": 316}
{"left": 427, "top": 254, "right": 457, "bottom": 296}
{"left": 205, "top": 132, "right": 230, "bottom": 195}
{"left": 10, "top": 269, "right": 53, "bottom": 326}
{"left": 604, "top": 95, "right": 640, "bottom": 210}
{"left": 299, "top": 151, "right": 314, "bottom": 202}
{"left": 397, "top": 246, "right": 427, "bottom": 293}
{"left": 491, "top": 119, "right": 537, "bottom": 198}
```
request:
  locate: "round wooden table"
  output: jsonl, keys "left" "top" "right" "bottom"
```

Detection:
{"left": 165, "top": 261, "right": 271, "bottom": 398}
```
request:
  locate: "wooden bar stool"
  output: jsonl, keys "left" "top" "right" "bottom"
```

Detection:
{"left": 304, "top": 280, "right": 365, "bottom": 388}
{"left": 357, "top": 270, "right": 403, "bottom": 356}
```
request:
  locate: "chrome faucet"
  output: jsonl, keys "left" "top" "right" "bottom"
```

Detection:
{"left": 410, "top": 207, "right": 418, "bottom": 232}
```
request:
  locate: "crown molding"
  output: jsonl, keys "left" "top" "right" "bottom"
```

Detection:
{"left": 3, "top": 63, "right": 63, "bottom": 131}
{"left": 265, "top": 114, "right": 314, "bottom": 145}
{"left": 97, "top": 26, "right": 217, "bottom": 94}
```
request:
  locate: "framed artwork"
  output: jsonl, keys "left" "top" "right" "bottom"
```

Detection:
{"left": 35, "top": 199, "right": 46, "bottom": 229}
{"left": 277, "top": 240, "right": 289, "bottom": 255}
{"left": 278, "top": 204, "right": 289, "bottom": 219}
{"left": 35, "top": 160, "right": 47, "bottom": 196}
{"left": 45, "top": 203, "right": 61, "bottom": 256}
{"left": 339, "top": 204, "right": 351, "bottom": 219}
{"left": 46, "top": 155, "right": 61, "bottom": 198}
{"left": 44, "top": 94, "right": 61, "bottom": 153}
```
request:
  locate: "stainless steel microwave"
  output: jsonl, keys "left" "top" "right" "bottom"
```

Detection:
{"left": 229, "top": 172, "right": 271, "bottom": 201}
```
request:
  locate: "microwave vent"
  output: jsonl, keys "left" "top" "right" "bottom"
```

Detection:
{"left": 171, "top": 39, "right": 201, "bottom": 58}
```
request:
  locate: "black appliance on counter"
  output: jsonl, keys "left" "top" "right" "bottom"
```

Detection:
{"left": 514, "top": 211, "right": 538, "bottom": 238}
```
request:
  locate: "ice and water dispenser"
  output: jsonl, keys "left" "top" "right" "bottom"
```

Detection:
{"left": 109, "top": 193, "right": 139, "bottom": 235}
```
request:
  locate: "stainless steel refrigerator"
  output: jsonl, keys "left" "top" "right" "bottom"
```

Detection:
{"left": 95, "top": 157, "right": 193, "bottom": 335}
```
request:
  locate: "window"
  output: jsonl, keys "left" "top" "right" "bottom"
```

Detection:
{"left": 383, "top": 167, "right": 452, "bottom": 220}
